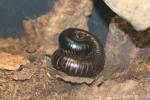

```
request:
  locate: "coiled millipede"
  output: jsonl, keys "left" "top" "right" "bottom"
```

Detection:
{"left": 51, "top": 28, "right": 105, "bottom": 77}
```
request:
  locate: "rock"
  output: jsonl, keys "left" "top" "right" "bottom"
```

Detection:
{"left": 0, "top": 52, "right": 29, "bottom": 70}
{"left": 104, "top": 16, "right": 150, "bottom": 80}
{"left": 23, "top": 0, "right": 93, "bottom": 55}
{"left": 104, "top": 0, "right": 150, "bottom": 31}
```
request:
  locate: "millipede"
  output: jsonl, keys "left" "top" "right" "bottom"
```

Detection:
{"left": 51, "top": 28, "right": 105, "bottom": 77}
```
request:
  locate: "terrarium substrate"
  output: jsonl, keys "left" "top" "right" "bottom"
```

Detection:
{"left": 0, "top": 0, "right": 150, "bottom": 100}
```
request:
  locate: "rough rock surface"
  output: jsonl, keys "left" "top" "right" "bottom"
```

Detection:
{"left": 23, "top": 0, "right": 93, "bottom": 55}
{"left": 104, "top": 0, "right": 150, "bottom": 31}
{"left": 90, "top": 17, "right": 150, "bottom": 99}
{"left": 104, "top": 16, "right": 150, "bottom": 80}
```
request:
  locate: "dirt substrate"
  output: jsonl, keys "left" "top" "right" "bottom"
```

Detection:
{"left": 0, "top": 0, "right": 150, "bottom": 100}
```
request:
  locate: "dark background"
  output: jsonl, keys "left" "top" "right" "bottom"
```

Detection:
{"left": 89, "top": 0, "right": 115, "bottom": 44}
{"left": 0, "top": 0, "right": 56, "bottom": 37}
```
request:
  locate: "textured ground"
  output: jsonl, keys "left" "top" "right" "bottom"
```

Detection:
{"left": 0, "top": 0, "right": 150, "bottom": 100}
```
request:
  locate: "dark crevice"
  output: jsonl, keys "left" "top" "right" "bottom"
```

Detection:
{"left": 88, "top": 0, "right": 116, "bottom": 45}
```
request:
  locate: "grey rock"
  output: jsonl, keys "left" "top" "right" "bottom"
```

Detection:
{"left": 104, "top": 0, "right": 150, "bottom": 31}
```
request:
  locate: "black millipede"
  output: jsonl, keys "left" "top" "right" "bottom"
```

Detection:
{"left": 51, "top": 28, "right": 105, "bottom": 77}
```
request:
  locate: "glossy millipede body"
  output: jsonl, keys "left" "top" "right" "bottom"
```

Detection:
{"left": 51, "top": 28, "right": 105, "bottom": 77}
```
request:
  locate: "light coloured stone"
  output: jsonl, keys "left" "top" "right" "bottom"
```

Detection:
{"left": 104, "top": 0, "right": 150, "bottom": 31}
